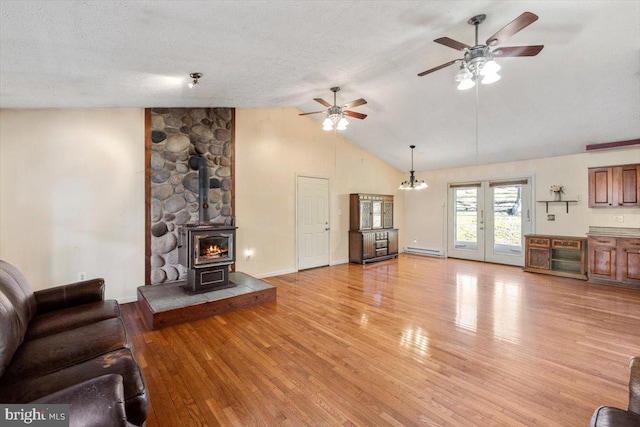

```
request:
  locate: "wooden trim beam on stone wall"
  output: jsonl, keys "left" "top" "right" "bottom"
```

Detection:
{"left": 144, "top": 109, "right": 151, "bottom": 285}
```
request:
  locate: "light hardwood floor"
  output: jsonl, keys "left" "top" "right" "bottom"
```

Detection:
{"left": 123, "top": 254, "right": 640, "bottom": 426}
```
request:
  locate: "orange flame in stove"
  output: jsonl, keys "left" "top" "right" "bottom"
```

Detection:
{"left": 204, "top": 244, "right": 228, "bottom": 257}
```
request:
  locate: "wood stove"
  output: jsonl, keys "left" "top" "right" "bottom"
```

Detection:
{"left": 178, "top": 224, "right": 237, "bottom": 293}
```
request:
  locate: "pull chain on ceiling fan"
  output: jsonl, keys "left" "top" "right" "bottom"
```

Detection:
{"left": 418, "top": 12, "right": 544, "bottom": 90}
{"left": 299, "top": 87, "right": 368, "bottom": 131}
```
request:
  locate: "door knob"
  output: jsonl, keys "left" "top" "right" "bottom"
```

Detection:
{"left": 325, "top": 228, "right": 330, "bottom": 231}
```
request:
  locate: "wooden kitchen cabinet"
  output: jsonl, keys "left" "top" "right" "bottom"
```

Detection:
{"left": 524, "top": 235, "right": 588, "bottom": 280}
{"left": 588, "top": 236, "right": 617, "bottom": 282}
{"left": 589, "top": 163, "right": 640, "bottom": 208}
{"left": 525, "top": 236, "right": 551, "bottom": 270}
{"left": 588, "top": 230, "right": 640, "bottom": 286}
{"left": 617, "top": 238, "right": 640, "bottom": 285}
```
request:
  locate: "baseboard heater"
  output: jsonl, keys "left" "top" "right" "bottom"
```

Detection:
{"left": 403, "top": 247, "right": 445, "bottom": 258}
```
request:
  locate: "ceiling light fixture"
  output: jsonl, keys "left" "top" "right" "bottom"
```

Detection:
{"left": 454, "top": 15, "right": 501, "bottom": 90}
{"left": 187, "top": 72, "right": 202, "bottom": 88}
{"left": 322, "top": 88, "right": 348, "bottom": 131}
{"left": 417, "top": 12, "right": 543, "bottom": 91}
{"left": 299, "top": 87, "right": 368, "bottom": 130}
{"left": 399, "top": 145, "right": 428, "bottom": 190}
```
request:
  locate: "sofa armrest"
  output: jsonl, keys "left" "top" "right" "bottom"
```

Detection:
{"left": 33, "top": 374, "right": 135, "bottom": 427}
{"left": 34, "top": 278, "right": 105, "bottom": 314}
{"left": 629, "top": 356, "right": 640, "bottom": 414}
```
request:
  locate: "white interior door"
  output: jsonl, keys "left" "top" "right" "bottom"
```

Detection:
{"left": 297, "top": 176, "right": 330, "bottom": 270}
{"left": 448, "top": 179, "right": 532, "bottom": 266}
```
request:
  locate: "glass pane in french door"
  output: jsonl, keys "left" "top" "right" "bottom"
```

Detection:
{"left": 492, "top": 185, "right": 523, "bottom": 256}
{"left": 454, "top": 187, "right": 478, "bottom": 251}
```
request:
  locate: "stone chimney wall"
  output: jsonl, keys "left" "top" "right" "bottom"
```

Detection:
{"left": 149, "top": 108, "right": 233, "bottom": 284}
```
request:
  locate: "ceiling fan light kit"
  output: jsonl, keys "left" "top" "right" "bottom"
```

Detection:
{"left": 299, "top": 86, "right": 367, "bottom": 131}
{"left": 418, "top": 12, "right": 543, "bottom": 90}
{"left": 399, "top": 145, "right": 428, "bottom": 191}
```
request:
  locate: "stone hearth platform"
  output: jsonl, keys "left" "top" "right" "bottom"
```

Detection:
{"left": 136, "top": 272, "right": 276, "bottom": 329}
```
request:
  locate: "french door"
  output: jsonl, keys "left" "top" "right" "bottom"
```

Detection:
{"left": 447, "top": 179, "right": 532, "bottom": 266}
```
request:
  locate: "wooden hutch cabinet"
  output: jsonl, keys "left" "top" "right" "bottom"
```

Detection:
{"left": 588, "top": 227, "right": 640, "bottom": 286}
{"left": 349, "top": 194, "right": 398, "bottom": 264}
{"left": 589, "top": 163, "right": 640, "bottom": 208}
{"left": 524, "top": 234, "right": 588, "bottom": 280}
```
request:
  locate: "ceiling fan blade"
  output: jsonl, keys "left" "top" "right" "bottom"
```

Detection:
{"left": 343, "top": 98, "right": 367, "bottom": 109}
{"left": 417, "top": 60, "right": 458, "bottom": 77}
{"left": 434, "top": 37, "right": 471, "bottom": 51}
{"left": 343, "top": 110, "right": 367, "bottom": 120}
{"left": 486, "top": 12, "right": 538, "bottom": 46}
{"left": 493, "top": 45, "right": 544, "bottom": 57}
{"left": 313, "top": 98, "right": 331, "bottom": 108}
{"left": 298, "top": 110, "right": 325, "bottom": 116}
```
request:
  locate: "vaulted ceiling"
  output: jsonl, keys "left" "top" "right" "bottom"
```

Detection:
{"left": 1, "top": 1, "right": 638, "bottom": 171}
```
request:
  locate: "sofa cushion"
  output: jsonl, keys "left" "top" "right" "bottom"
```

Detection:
{"left": 0, "top": 348, "right": 148, "bottom": 427}
{"left": 34, "top": 278, "right": 105, "bottom": 314}
{"left": 33, "top": 374, "right": 134, "bottom": 427}
{"left": 2, "top": 317, "right": 128, "bottom": 381}
{"left": 0, "top": 260, "right": 37, "bottom": 330}
{"left": 0, "top": 291, "right": 25, "bottom": 377}
{"left": 25, "top": 300, "right": 122, "bottom": 340}
{"left": 590, "top": 405, "right": 640, "bottom": 427}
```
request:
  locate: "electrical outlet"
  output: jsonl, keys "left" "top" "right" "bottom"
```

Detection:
{"left": 77, "top": 272, "right": 86, "bottom": 281}
{"left": 547, "top": 214, "right": 555, "bottom": 221}
{"left": 613, "top": 215, "right": 624, "bottom": 223}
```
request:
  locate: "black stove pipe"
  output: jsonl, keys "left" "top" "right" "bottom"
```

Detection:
{"left": 189, "top": 156, "right": 210, "bottom": 224}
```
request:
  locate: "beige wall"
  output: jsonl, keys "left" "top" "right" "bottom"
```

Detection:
{"left": 234, "top": 108, "right": 404, "bottom": 277}
{"left": 1, "top": 107, "right": 636, "bottom": 300}
{"left": 0, "top": 109, "right": 145, "bottom": 302}
{"left": 401, "top": 148, "right": 640, "bottom": 254}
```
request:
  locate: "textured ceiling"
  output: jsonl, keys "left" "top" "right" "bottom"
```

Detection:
{"left": 1, "top": 1, "right": 639, "bottom": 171}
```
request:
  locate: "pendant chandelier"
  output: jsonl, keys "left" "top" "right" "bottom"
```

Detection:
{"left": 399, "top": 145, "right": 427, "bottom": 190}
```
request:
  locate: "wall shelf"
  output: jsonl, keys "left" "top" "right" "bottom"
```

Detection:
{"left": 537, "top": 200, "right": 578, "bottom": 213}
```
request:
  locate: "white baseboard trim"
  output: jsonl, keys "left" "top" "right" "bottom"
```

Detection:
{"left": 253, "top": 268, "right": 297, "bottom": 279}
{"left": 116, "top": 295, "right": 138, "bottom": 304}
{"left": 330, "top": 259, "right": 349, "bottom": 266}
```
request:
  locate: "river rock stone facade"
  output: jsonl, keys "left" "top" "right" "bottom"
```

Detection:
{"left": 150, "top": 108, "right": 233, "bottom": 284}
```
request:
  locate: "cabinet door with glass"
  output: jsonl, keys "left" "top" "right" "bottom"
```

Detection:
{"left": 372, "top": 201, "right": 383, "bottom": 229}
{"left": 350, "top": 194, "right": 394, "bottom": 231}
{"left": 359, "top": 200, "right": 372, "bottom": 230}
{"left": 383, "top": 201, "right": 394, "bottom": 228}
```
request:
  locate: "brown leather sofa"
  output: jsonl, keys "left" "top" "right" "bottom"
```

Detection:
{"left": 590, "top": 356, "right": 640, "bottom": 427}
{"left": 0, "top": 260, "right": 148, "bottom": 426}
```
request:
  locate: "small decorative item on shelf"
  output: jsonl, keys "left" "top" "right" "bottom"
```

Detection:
{"left": 550, "top": 185, "right": 564, "bottom": 201}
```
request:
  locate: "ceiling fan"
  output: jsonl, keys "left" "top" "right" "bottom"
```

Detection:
{"left": 418, "top": 12, "right": 544, "bottom": 89}
{"left": 299, "top": 87, "right": 367, "bottom": 131}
